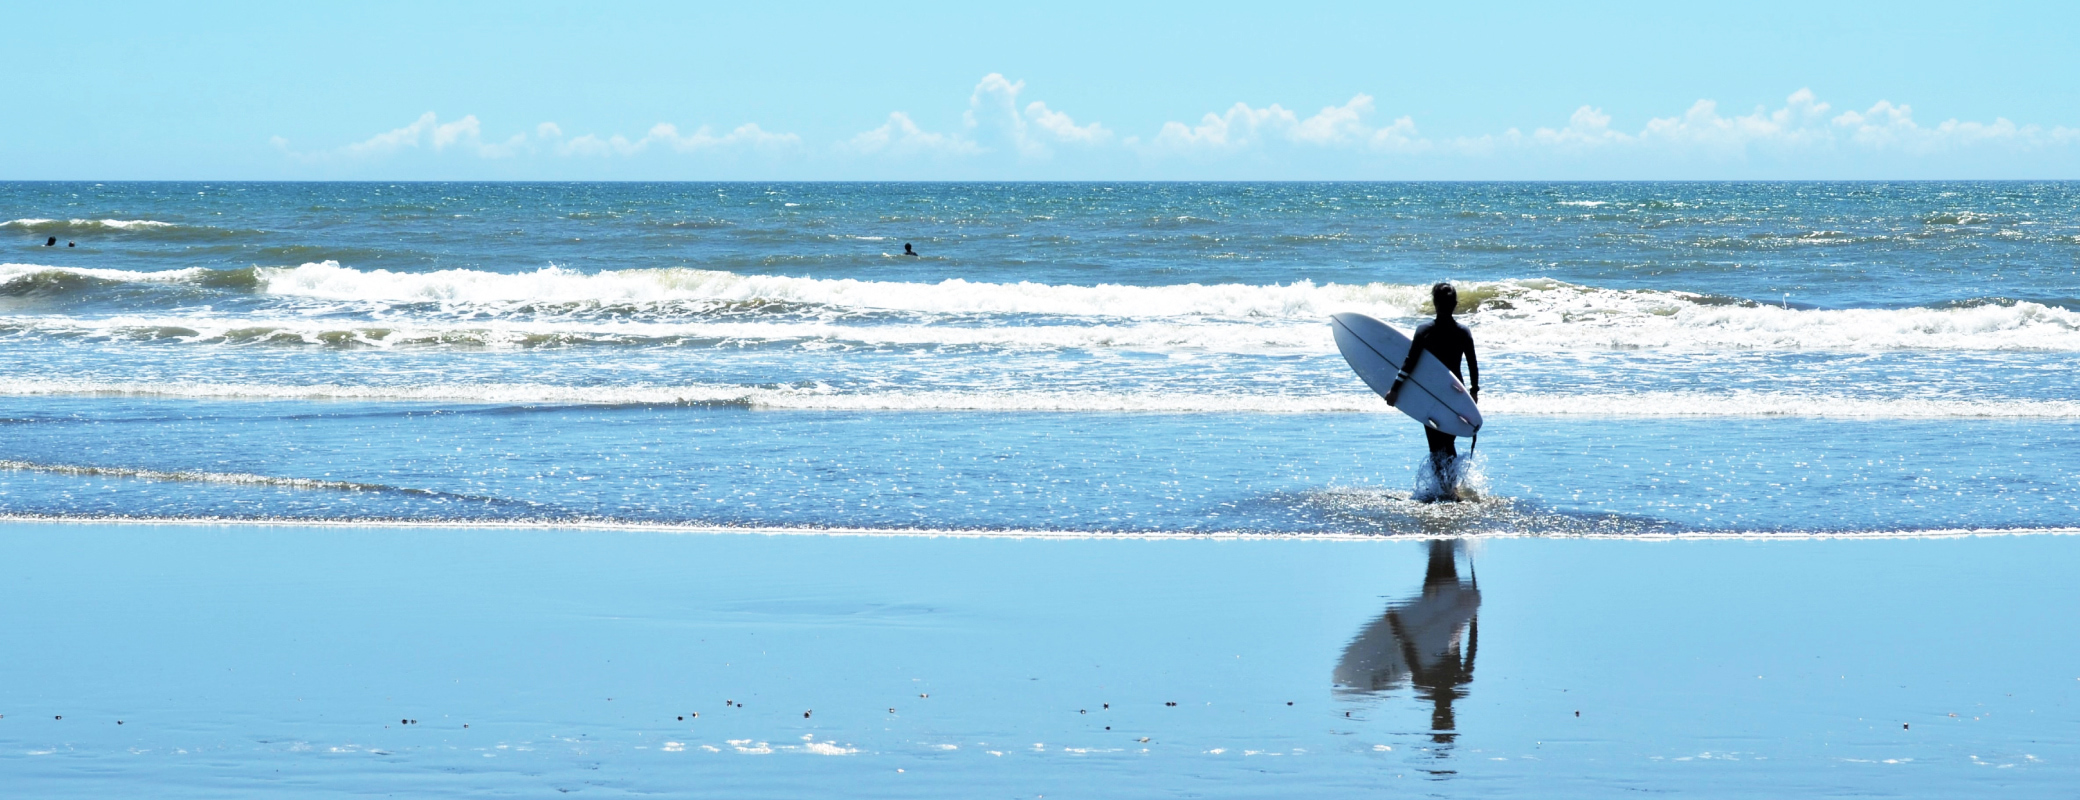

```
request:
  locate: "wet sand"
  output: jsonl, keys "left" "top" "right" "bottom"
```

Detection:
{"left": 1, "top": 522, "right": 2073, "bottom": 797}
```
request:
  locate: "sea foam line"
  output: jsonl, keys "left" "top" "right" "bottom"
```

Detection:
{"left": 2, "top": 380, "right": 2077, "bottom": 418}
{"left": 0, "top": 313, "right": 1332, "bottom": 352}
{"left": 0, "top": 513, "right": 2072, "bottom": 542}
{"left": 0, "top": 459, "right": 527, "bottom": 504}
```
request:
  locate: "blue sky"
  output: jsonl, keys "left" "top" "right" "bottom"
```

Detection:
{"left": 5, "top": 0, "right": 2077, "bottom": 179}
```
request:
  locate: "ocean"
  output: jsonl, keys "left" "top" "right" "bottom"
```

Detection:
{"left": 3, "top": 181, "right": 2078, "bottom": 535}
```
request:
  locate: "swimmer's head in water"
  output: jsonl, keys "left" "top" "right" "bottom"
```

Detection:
{"left": 1432, "top": 282, "right": 1458, "bottom": 315}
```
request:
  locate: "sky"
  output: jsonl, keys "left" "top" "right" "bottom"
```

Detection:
{"left": 4, "top": 0, "right": 2078, "bottom": 180}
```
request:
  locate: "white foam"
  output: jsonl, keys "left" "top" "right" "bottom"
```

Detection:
{"left": 0, "top": 264, "right": 211, "bottom": 284}
{"left": 1472, "top": 285, "right": 2080, "bottom": 352}
{"left": 253, "top": 261, "right": 1430, "bottom": 319}
{"left": 2, "top": 513, "right": 2073, "bottom": 541}
{"left": 9, "top": 261, "right": 2080, "bottom": 352}
{"left": 1, "top": 218, "right": 175, "bottom": 230}
{"left": 2, "top": 379, "right": 2075, "bottom": 418}
{"left": 241, "top": 264, "right": 2080, "bottom": 352}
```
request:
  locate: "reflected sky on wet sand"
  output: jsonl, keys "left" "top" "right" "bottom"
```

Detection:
{"left": 1, "top": 523, "right": 2073, "bottom": 797}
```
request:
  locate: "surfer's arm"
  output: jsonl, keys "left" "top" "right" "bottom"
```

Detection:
{"left": 1387, "top": 329, "right": 1429, "bottom": 405}
{"left": 1465, "top": 334, "right": 1480, "bottom": 402}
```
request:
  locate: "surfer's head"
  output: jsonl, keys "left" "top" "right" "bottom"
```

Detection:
{"left": 1432, "top": 282, "right": 1459, "bottom": 317}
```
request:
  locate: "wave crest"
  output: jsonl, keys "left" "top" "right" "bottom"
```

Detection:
{"left": 5, "top": 262, "right": 2080, "bottom": 352}
{"left": 253, "top": 261, "right": 1432, "bottom": 319}
{"left": 4, "top": 218, "right": 176, "bottom": 232}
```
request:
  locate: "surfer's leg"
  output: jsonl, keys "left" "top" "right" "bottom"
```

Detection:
{"left": 1423, "top": 428, "right": 1460, "bottom": 501}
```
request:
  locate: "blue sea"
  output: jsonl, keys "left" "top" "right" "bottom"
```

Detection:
{"left": 4, "top": 181, "right": 2079, "bottom": 535}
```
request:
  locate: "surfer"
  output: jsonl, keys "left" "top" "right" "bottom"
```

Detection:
{"left": 902, "top": 243, "right": 919, "bottom": 257}
{"left": 1385, "top": 282, "right": 1480, "bottom": 501}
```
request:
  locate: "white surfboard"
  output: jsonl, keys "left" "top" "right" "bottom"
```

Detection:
{"left": 1331, "top": 313, "right": 1482, "bottom": 437}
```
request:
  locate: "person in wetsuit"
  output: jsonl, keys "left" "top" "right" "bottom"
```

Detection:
{"left": 1385, "top": 282, "right": 1480, "bottom": 500}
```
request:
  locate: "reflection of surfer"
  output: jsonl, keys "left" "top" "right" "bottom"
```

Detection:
{"left": 1334, "top": 539, "right": 1479, "bottom": 746}
{"left": 1385, "top": 283, "right": 1480, "bottom": 500}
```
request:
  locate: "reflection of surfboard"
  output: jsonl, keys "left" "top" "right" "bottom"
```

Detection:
{"left": 1331, "top": 313, "right": 1482, "bottom": 437}
{"left": 1333, "top": 582, "right": 1481, "bottom": 692}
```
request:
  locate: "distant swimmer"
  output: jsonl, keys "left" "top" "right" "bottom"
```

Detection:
{"left": 1385, "top": 282, "right": 1481, "bottom": 501}
{"left": 44, "top": 236, "right": 56, "bottom": 246}
{"left": 903, "top": 243, "right": 918, "bottom": 257}
{"left": 67, "top": 241, "right": 75, "bottom": 247}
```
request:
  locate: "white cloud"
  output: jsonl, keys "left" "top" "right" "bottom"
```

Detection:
{"left": 964, "top": 73, "right": 1110, "bottom": 157}
{"left": 1146, "top": 95, "right": 1379, "bottom": 153}
{"left": 844, "top": 112, "right": 982, "bottom": 157}
{"left": 1430, "top": 89, "right": 2079, "bottom": 161}
{"left": 281, "top": 113, "right": 797, "bottom": 162}
{"left": 1120, "top": 87, "right": 2080, "bottom": 168}
{"left": 277, "top": 83, "right": 2080, "bottom": 176}
{"left": 280, "top": 112, "right": 531, "bottom": 160}
{"left": 1026, "top": 102, "right": 1109, "bottom": 145}
{"left": 551, "top": 122, "right": 798, "bottom": 157}
{"left": 1832, "top": 100, "right": 2080, "bottom": 153}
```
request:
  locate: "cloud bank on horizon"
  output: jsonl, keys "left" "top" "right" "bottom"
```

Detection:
{"left": 276, "top": 74, "right": 2080, "bottom": 180}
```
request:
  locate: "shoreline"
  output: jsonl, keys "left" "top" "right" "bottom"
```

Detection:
{"left": 1, "top": 514, "right": 2074, "bottom": 542}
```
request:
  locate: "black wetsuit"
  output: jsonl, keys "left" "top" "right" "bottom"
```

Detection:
{"left": 1398, "top": 317, "right": 1479, "bottom": 454}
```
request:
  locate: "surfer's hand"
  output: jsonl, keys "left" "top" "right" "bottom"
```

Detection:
{"left": 1384, "top": 385, "right": 1401, "bottom": 406}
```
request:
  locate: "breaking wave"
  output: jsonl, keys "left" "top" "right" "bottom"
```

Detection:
{"left": 4, "top": 218, "right": 176, "bottom": 232}
{"left": 2, "top": 262, "right": 2078, "bottom": 352}
{"left": 248, "top": 261, "right": 1428, "bottom": 319}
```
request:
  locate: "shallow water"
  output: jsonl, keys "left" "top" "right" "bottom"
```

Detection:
{"left": 4, "top": 181, "right": 2078, "bottom": 534}
{"left": 1, "top": 523, "right": 2073, "bottom": 797}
